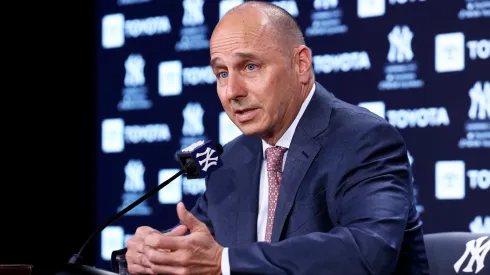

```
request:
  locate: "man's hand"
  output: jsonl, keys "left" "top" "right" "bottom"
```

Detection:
{"left": 126, "top": 224, "right": 188, "bottom": 274}
{"left": 143, "top": 202, "right": 224, "bottom": 275}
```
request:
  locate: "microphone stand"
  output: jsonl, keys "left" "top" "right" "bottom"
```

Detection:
{"left": 54, "top": 169, "right": 185, "bottom": 275}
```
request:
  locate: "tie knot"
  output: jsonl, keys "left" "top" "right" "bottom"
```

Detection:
{"left": 265, "top": 146, "right": 287, "bottom": 172}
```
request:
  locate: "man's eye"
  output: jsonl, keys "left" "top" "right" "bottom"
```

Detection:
{"left": 246, "top": 64, "right": 256, "bottom": 70}
{"left": 219, "top": 72, "right": 228, "bottom": 78}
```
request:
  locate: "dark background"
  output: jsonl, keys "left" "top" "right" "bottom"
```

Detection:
{"left": 0, "top": 1, "right": 96, "bottom": 274}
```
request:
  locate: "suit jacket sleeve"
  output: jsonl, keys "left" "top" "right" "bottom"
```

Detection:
{"left": 228, "top": 119, "right": 412, "bottom": 275}
{"left": 110, "top": 185, "right": 214, "bottom": 274}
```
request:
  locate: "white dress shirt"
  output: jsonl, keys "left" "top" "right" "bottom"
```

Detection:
{"left": 221, "top": 84, "right": 316, "bottom": 275}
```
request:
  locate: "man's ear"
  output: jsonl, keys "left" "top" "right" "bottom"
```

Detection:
{"left": 295, "top": 45, "right": 313, "bottom": 84}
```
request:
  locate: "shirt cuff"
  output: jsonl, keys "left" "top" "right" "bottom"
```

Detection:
{"left": 221, "top": 247, "right": 230, "bottom": 275}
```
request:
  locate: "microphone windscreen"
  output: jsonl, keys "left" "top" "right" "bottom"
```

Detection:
{"left": 177, "top": 140, "right": 223, "bottom": 179}
{"left": 215, "top": 142, "right": 224, "bottom": 155}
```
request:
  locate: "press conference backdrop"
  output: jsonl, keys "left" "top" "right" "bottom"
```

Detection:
{"left": 95, "top": 0, "right": 489, "bottom": 270}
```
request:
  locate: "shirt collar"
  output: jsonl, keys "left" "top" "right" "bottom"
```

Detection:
{"left": 262, "top": 83, "right": 316, "bottom": 158}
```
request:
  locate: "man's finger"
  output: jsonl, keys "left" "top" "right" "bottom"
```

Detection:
{"left": 151, "top": 264, "right": 187, "bottom": 275}
{"left": 127, "top": 236, "right": 146, "bottom": 253}
{"left": 127, "top": 264, "right": 155, "bottom": 275}
{"left": 126, "top": 250, "right": 150, "bottom": 268}
{"left": 143, "top": 246, "right": 189, "bottom": 266}
{"left": 126, "top": 249, "right": 155, "bottom": 275}
{"left": 133, "top": 225, "right": 186, "bottom": 251}
{"left": 165, "top": 224, "right": 188, "bottom": 236}
{"left": 135, "top": 226, "right": 158, "bottom": 237}
{"left": 144, "top": 233, "right": 188, "bottom": 250}
{"left": 177, "top": 202, "right": 202, "bottom": 232}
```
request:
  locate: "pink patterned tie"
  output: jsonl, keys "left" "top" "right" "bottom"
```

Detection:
{"left": 264, "top": 146, "right": 288, "bottom": 242}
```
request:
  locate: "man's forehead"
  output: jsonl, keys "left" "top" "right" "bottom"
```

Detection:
{"left": 210, "top": 51, "right": 262, "bottom": 66}
{"left": 211, "top": 20, "right": 267, "bottom": 43}
{"left": 210, "top": 28, "right": 270, "bottom": 59}
{"left": 209, "top": 8, "right": 279, "bottom": 63}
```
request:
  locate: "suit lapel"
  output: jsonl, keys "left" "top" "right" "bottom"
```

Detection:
{"left": 271, "top": 129, "right": 320, "bottom": 242}
{"left": 235, "top": 136, "right": 263, "bottom": 245}
{"left": 271, "top": 82, "right": 333, "bottom": 242}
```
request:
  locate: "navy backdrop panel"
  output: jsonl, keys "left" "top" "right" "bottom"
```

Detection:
{"left": 95, "top": 0, "right": 489, "bottom": 270}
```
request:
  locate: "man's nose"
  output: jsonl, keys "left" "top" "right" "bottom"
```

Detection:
{"left": 226, "top": 74, "right": 247, "bottom": 101}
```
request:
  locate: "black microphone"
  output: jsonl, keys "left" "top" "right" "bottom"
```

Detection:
{"left": 177, "top": 140, "right": 223, "bottom": 179}
{"left": 56, "top": 140, "right": 223, "bottom": 275}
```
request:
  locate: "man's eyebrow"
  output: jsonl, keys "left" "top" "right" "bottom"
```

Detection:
{"left": 232, "top": 52, "right": 259, "bottom": 60}
{"left": 210, "top": 56, "right": 222, "bottom": 67}
{"left": 210, "top": 52, "right": 260, "bottom": 67}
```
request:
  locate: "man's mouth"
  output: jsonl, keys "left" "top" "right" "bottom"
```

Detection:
{"left": 236, "top": 108, "right": 256, "bottom": 114}
{"left": 234, "top": 108, "right": 259, "bottom": 122}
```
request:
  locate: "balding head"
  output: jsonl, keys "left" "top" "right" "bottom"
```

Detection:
{"left": 209, "top": 1, "right": 314, "bottom": 145}
{"left": 214, "top": 1, "right": 305, "bottom": 55}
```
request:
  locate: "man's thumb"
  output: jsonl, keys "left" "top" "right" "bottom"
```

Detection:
{"left": 177, "top": 202, "right": 202, "bottom": 232}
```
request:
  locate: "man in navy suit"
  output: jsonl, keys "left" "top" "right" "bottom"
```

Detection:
{"left": 112, "top": 1, "right": 429, "bottom": 274}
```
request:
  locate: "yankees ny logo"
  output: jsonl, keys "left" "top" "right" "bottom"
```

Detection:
{"left": 314, "top": 0, "right": 338, "bottom": 9}
{"left": 124, "top": 54, "right": 146, "bottom": 87}
{"left": 454, "top": 236, "right": 490, "bottom": 274}
{"left": 124, "top": 159, "right": 145, "bottom": 192}
{"left": 182, "top": 0, "right": 205, "bottom": 27}
{"left": 196, "top": 147, "right": 218, "bottom": 172}
{"left": 387, "top": 25, "right": 414, "bottom": 63}
{"left": 468, "top": 81, "right": 490, "bottom": 120}
{"left": 182, "top": 102, "right": 205, "bottom": 136}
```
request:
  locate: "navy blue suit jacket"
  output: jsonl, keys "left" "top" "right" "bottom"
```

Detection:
{"left": 112, "top": 82, "right": 429, "bottom": 274}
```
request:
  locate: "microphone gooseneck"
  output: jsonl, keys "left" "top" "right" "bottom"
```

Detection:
{"left": 68, "top": 141, "right": 223, "bottom": 266}
{"left": 69, "top": 168, "right": 186, "bottom": 264}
